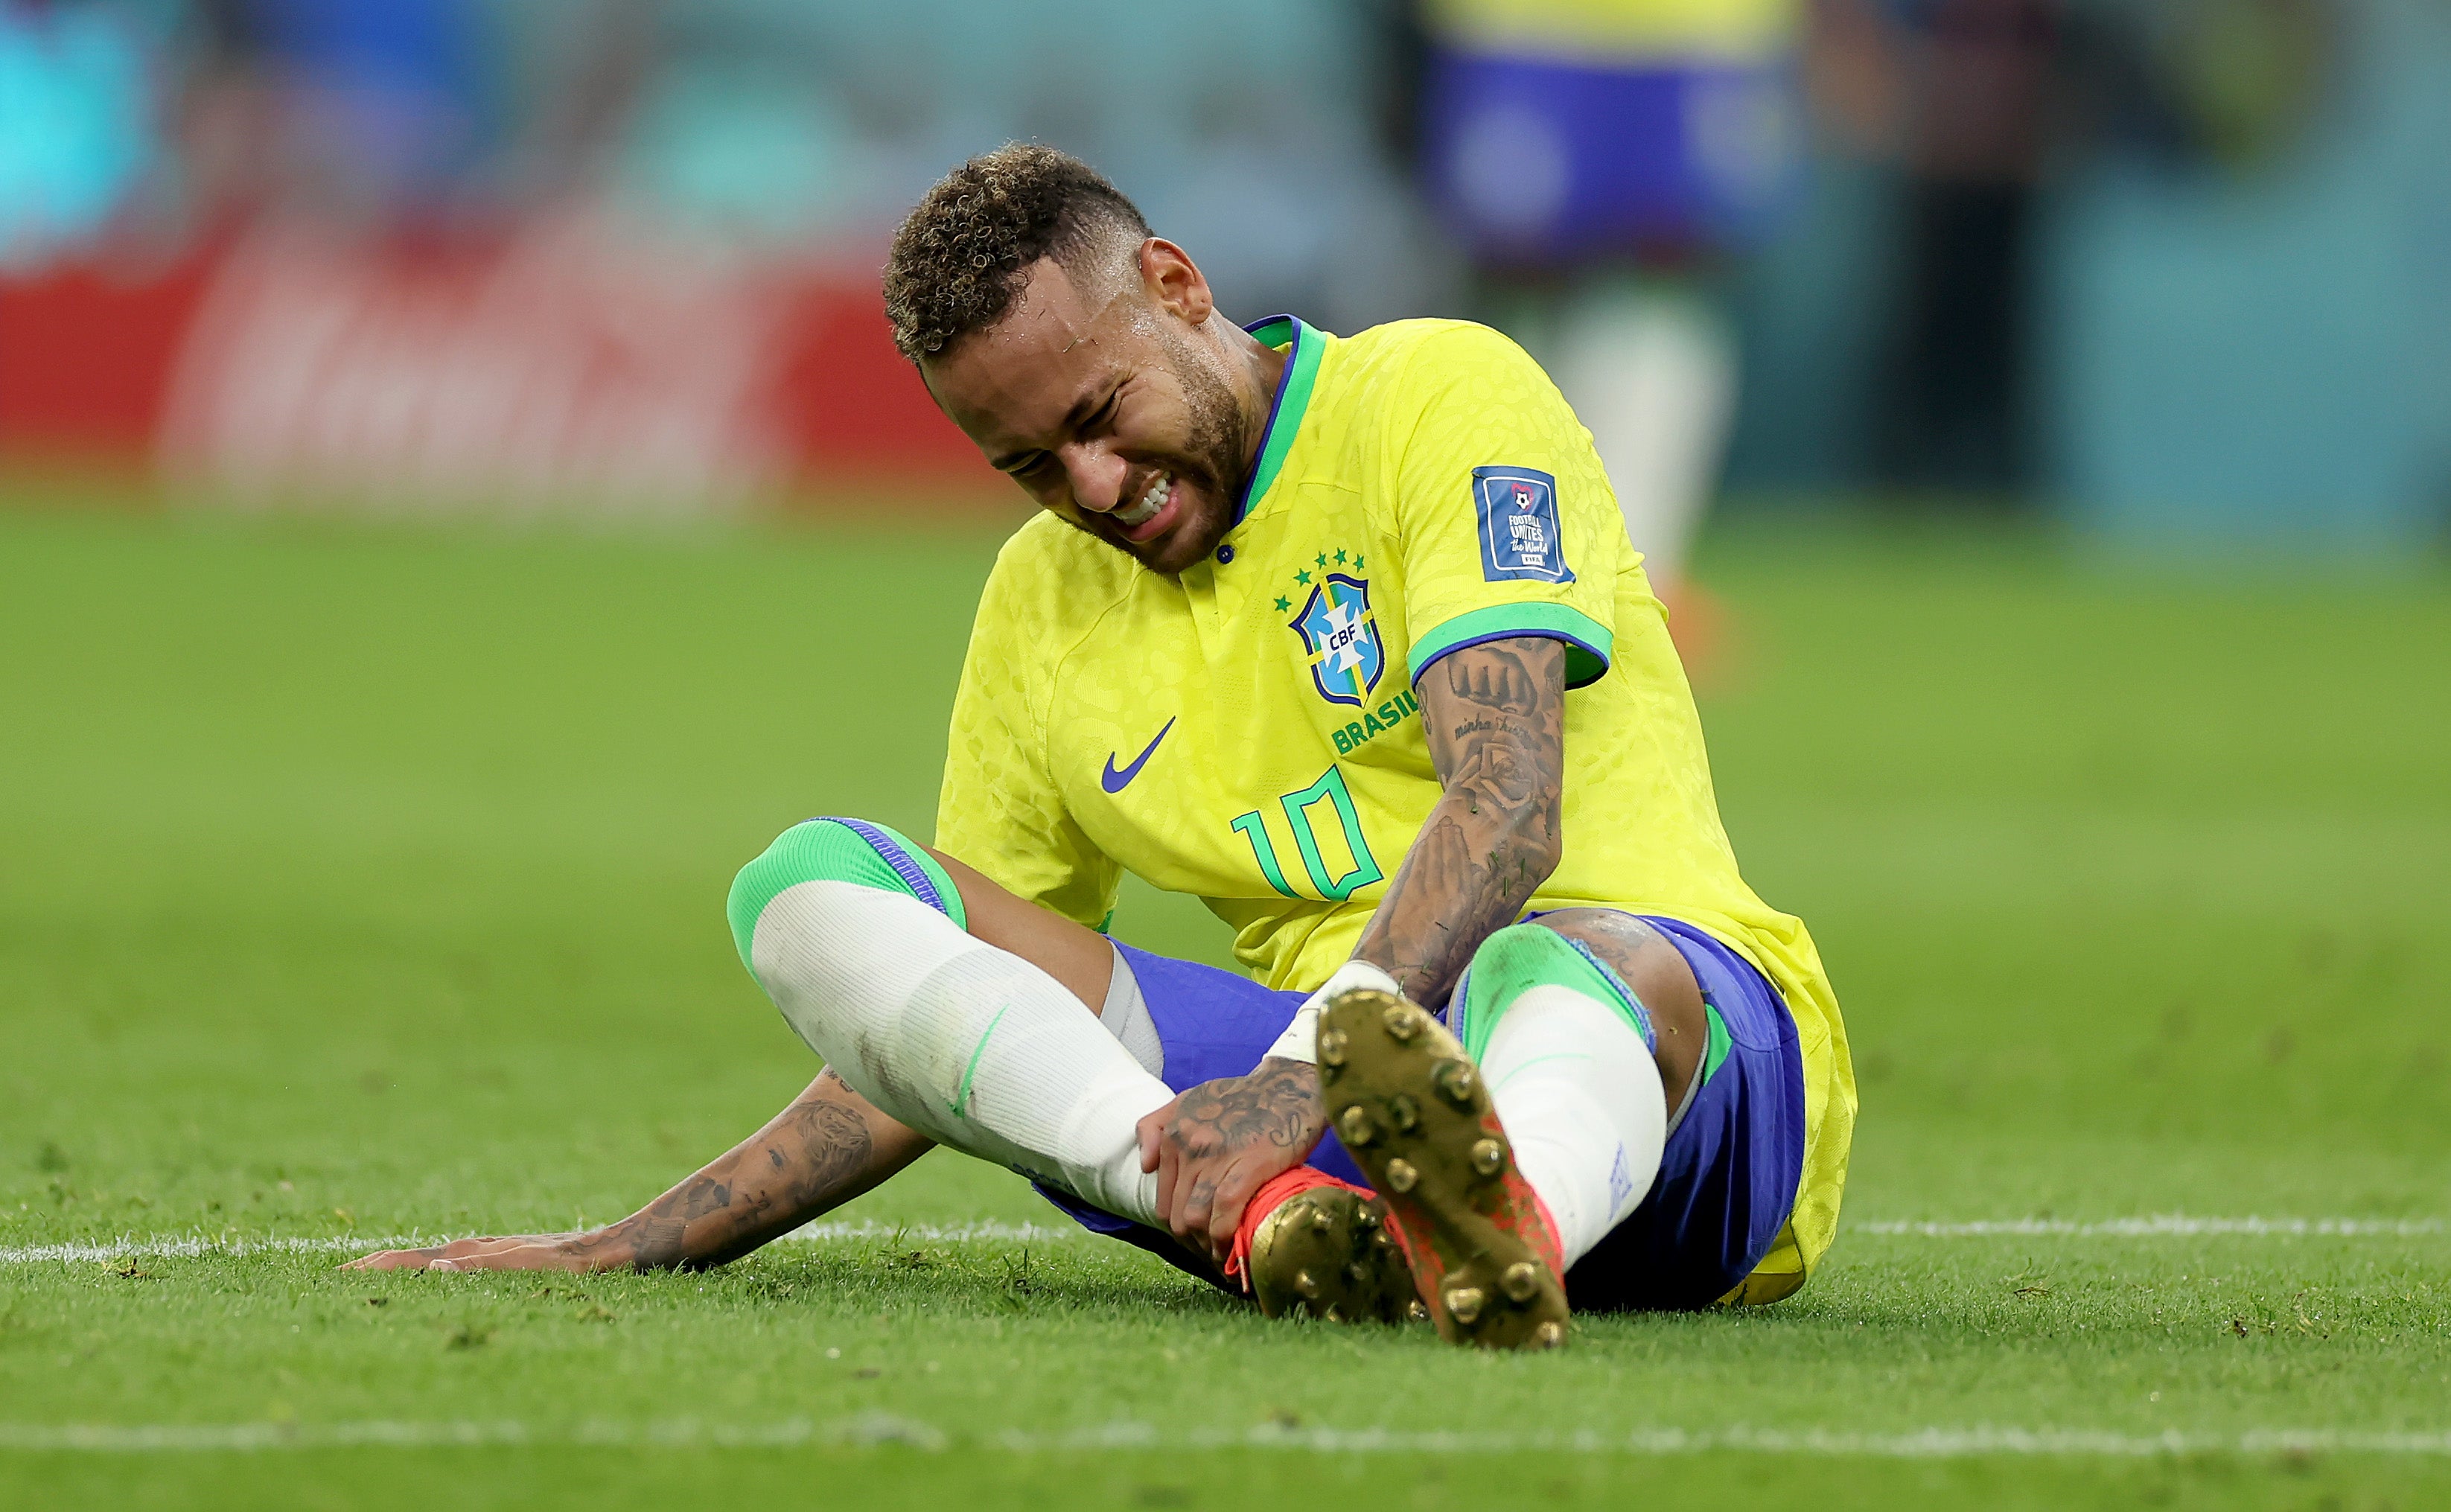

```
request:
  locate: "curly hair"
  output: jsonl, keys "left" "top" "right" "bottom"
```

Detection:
{"left": 883, "top": 144, "right": 1152, "bottom": 362}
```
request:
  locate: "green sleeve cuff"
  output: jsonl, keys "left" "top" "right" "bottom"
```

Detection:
{"left": 1406, "top": 603, "right": 1613, "bottom": 689}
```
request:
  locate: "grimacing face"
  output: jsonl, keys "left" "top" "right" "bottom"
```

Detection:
{"left": 921, "top": 240, "right": 1269, "bottom": 576}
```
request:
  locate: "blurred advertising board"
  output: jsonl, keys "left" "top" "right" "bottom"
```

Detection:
{"left": 0, "top": 214, "right": 992, "bottom": 513}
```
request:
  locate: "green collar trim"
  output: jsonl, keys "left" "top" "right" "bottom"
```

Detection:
{"left": 1233, "top": 315, "right": 1321, "bottom": 526}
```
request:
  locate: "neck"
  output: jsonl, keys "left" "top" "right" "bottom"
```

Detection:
{"left": 1223, "top": 320, "right": 1293, "bottom": 482}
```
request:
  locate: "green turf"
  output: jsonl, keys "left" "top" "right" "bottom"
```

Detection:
{"left": 1, "top": 497, "right": 2445, "bottom": 1509}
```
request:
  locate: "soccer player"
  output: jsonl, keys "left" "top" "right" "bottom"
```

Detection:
{"left": 351, "top": 145, "right": 1855, "bottom": 1350}
{"left": 1417, "top": 0, "right": 1805, "bottom": 599}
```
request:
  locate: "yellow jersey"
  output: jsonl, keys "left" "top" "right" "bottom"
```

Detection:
{"left": 936, "top": 316, "right": 1853, "bottom": 1298}
{"left": 1427, "top": 0, "right": 1800, "bottom": 63}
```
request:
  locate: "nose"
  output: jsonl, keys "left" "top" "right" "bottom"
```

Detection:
{"left": 1060, "top": 442, "right": 1129, "bottom": 516}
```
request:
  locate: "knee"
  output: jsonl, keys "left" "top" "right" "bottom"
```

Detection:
{"left": 725, "top": 817, "right": 966, "bottom": 969}
{"left": 1455, "top": 922, "right": 1654, "bottom": 1061}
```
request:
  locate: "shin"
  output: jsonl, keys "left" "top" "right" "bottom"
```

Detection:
{"left": 727, "top": 819, "right": 1173, "bottom": 1226}
{"left": 1456, "top": 923, "right": 1668, "bottom": 1267}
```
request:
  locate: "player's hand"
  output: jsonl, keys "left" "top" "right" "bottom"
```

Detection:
{"left": 1135, "top": 1057, "right": 1326, "bottom": 1262}
{"left": 343, "top": 1234, "right": 613, "bottom": 1273}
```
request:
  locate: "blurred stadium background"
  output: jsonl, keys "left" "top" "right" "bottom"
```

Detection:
{"left": 3, "top": 7, "right": 2447, "bottom": 1501}
{"left": 2, "top": 0, "right": 2447, "bottom": 547}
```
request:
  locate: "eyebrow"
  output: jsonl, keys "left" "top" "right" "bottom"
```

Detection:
{"left": 988, "top": 375, "right": 1118, "bottom": 473}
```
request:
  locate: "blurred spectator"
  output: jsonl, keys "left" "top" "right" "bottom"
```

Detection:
{"left": 1415, "top": 0, "right": 1807, "bottom": 594}
{"left": 496, "top": 1, "right": 1438, "bottom": 322}
{"left": 1870, "top": 0, "right": 2062, "bottom": 495}
{"left": 1811, "top": 0, "right": 2346, "bottom": 498}
{"left": 12, "top": 0, "right": 2415, "bottom": 546}
{"left": 245, "top": 0, "right": 490, "bottom": 214}
{"left": 2073, "top": 0, "right": 2340, "bottom": 176}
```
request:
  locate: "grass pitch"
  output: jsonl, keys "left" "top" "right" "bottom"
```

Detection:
{"left": 0, "top": 498, "right": 2445, "bottom": 1509}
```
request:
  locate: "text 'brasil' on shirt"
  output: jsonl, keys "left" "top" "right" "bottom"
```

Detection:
{"left": 934, "top": 315, "right": 1853, "bottom": 1301}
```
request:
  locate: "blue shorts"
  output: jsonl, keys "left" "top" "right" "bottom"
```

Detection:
{"left": 1037, "top": 916, "right": 1806, "bottom": 1312}
{"left": 1421, "top": 48, "right": 1801, "bottom": 264}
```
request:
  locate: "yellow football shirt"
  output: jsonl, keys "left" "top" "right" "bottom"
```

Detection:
{"left": 936, "top": 316, "right": 1853, "bottom": 1298}
{"left": 1426, "top": 0, "right": 1800, "bottom": 63}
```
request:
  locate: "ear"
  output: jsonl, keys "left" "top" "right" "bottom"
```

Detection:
{"left": 1137, "top": 238, "right": 1214, "bottom": 326}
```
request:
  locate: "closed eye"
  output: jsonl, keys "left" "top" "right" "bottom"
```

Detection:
{"left": 995, "top": 380, "right": 1123, "bottom": 479}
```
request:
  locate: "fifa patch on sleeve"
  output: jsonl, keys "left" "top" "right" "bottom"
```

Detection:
{"left": 1471, "top": 466, "right": 1574, "bottom": 584}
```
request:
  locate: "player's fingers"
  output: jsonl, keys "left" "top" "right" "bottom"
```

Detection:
{"left": 1166, "top": 1166, "right": 1205, "bottom": 1240}
{"left": 435, "top": 1236, "right": 555, "bottom": 1263}
{"left": 1152, "top": 1141, "right": 1185, "bottom": 1235}
{"left": 453, "top": 1237, "right": 532, "bottom": 1253}
{"left": 1212, "top": 1155, "right": 1285, "bottom": 1254}
{"left": 1206, "top": 1167, "right": 1258, "bottom": 1254}
{"left": 1159, "top": 1152, "right": 1192, "bottom": 1237}
{"left": 1175, "top": 1172, "right": 1207, "bottom": 1240}
{"left": 1135, "top": 1106, "right": 1167, "bottom": 1174}
{"left": 467, "top": 1242, "right": 569, "bottom": 1272}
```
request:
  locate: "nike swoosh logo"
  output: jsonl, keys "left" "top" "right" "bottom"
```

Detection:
{"left": 1100, "top": 718, "right": 1176, "bottom": 794}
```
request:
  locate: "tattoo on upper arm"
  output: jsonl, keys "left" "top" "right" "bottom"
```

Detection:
{"left": 1358, "top": 637, "right": 1565, "bottom": 1005}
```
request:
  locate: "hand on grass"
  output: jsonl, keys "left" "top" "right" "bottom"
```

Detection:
{"left": 344, "top": 1234, "right": 616, "bottom": 1273}
{"left": 1135, "top": 1057, "right": 1326, "bottom": 1262}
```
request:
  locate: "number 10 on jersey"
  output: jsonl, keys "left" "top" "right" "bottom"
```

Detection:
{"left": 1229, "top": 765, "right": 1386, "bottom": 902}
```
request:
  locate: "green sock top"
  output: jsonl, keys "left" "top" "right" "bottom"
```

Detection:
{"left": 1452, "top": 922, "right": 1657, "bottom": 1063}
{"left": 726, "top": 817, "right": 965, "bottom": 970}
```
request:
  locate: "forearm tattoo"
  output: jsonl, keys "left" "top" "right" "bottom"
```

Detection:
{"left": 1357, "top": 637, "right": 1566, "bottom": 1007}
{"left": 625, "top": 1071, "right": 875, "bottom": 1271}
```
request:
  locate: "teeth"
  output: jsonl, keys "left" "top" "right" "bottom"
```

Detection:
{"left": 1116, "top": 475, "right": 1168, "bottom": 527}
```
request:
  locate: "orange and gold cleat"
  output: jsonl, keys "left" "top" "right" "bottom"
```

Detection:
{"left": 1234, "top": 1165, "right": 1420, "bottom": 1326}
{"left": 1316, "top": 987, "right": 1569, "bottom": 1350}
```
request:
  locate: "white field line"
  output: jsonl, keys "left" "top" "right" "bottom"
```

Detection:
{"left": 0, "top": 1221, "right": 1083, "bottom": 1267}
{"left": 1, "top": 1216, "right": 2441, "bottom": 1267}
{"left": 1855, "top": 1217, "right": 2445, "bottom": 1238}
{"left": 1, "top": 1417, "right": 2449, "bottom": 1458}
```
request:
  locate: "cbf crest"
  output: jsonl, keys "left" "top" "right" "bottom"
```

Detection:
{"left": 1289, "top": 572, "right": 1384, "bottom": 708}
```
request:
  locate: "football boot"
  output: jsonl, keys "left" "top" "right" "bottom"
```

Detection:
{"left": 1316, "top": 986, "right": 1569, "bottom": 1350}
{"left": 1246, "top": 1179, "right": 1426, "bottom": 1325}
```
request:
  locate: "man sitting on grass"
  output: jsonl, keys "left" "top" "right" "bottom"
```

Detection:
{"left": 353, "top": 145, "right": 1855, "bottom": 1349}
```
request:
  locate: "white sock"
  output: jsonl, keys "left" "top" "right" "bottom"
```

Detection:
{"left": 1551, "top": 284, "right": 1737, "bottom": 587}
{"left": 745, "top": 880, "right": 1172, "bottom": 1226}
{"left": 1480, "top": 985, "right": 1668, "bottom": 1268}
